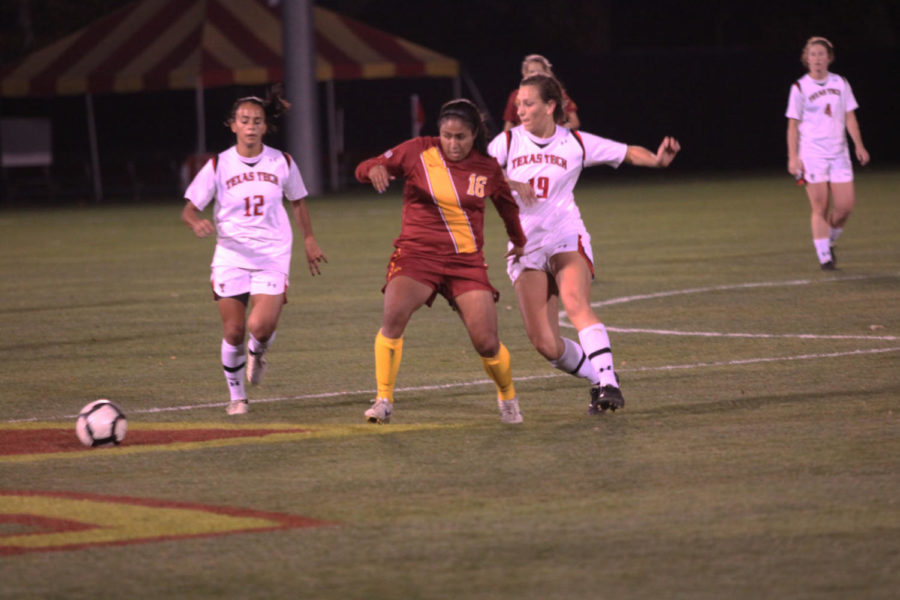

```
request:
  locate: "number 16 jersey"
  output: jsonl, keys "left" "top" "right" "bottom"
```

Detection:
{"left": 488, "top": 125, "right": 626, "bottom": 254}
{"left": 185, "top": 145, "right": 308, "bottom": 275}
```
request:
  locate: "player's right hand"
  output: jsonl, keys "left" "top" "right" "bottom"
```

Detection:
{"left": 368, "top": 165, "right": 395, "bottom": 193}
{"left": 508, "top": 180, "right": 537, "bottom": 206}
{"left": 192, "top": 219, "right": 215, "bottom": 238}
{"left": 787, "top": 157, "right": 804, "bottom": 179}
{"left": 505, "top": 245, "right": 525, "bottom": 261}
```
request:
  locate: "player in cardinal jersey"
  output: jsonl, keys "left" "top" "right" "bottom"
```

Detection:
{"left": 355, "top": 99, "right": 527, "bottom": 424}
{"left": 488, "top": 74, "right": 680, "bottom": 415}
{"left": 181, "top": 92, "right": 327, "bottom": 415}
{"left": 786, "top": 36, "right": 869, "bottom": 271}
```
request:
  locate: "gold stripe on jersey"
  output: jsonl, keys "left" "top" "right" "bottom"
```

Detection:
{"left": 421, "top": 146, "right": 476, "bottom": 254}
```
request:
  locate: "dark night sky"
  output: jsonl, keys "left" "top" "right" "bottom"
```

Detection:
{"left": 2, "top": 0, "right": 896, "bottom": 75}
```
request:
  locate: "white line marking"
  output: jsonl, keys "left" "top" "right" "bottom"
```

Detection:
{"left": 592, "top": 274, "right": 881, "bottom": 308}
{"left": 621, "top": 346, "right": 900, "bottom": 371}
{"left": 8, "top": 346, "right": 899, "bottom": 423}
{"left": 607, "top": 327, "right": 898, "bottom": 341}
{"left": 560, "top": 275, "right": 900, "bottom": 341}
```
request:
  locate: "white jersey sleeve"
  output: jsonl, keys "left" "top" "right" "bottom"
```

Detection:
{"left": 577, "top": 130, "right": 628, "bottom": 169}
{"left": 843, "top": 77, "right": 859, "bottom": 113}
{"left": 785, "top": 81, "right": 805, "bottom": 121}
{"left": 283, "top": 154, "right": 308, "bottom": 202}
{"left": 487, "top": 132, "right": 510, "bottom": 167}
{"left": 184, "top": 158, "right": 217, "bottom": 210}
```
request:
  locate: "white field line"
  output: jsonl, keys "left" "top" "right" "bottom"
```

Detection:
{"left": 7, "top": 345, "right": 900, "bottom": 423}
{"left": 607, "top": 327, "right": 898, "bottom": 341}
{"left": 590, "top": 274, "right": 878, "bottom": 308}
{"left": 560, "top": 275, "right": 899, "bottom": 342}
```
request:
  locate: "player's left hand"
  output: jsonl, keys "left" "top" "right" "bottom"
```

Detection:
{"left": 368, "top": 165, "right": 395, "bottom": 193}
{"left": 505, "top": 245, "right": 525, "bottom": 262}
{"left": 656, "top": 136, "right": 681, "bottom": 167}
{"left": 508, "top": 180, "right": 537, "bottom": 206}
{"left": 856, "top": 146, "right": 870, "bottom": 166}
{"left": 304, "top": 237, "right": 327, "bottom": 276}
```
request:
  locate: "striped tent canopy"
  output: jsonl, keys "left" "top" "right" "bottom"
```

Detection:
{"left": 0, "top": 0, "right": 460, "bottom": 97}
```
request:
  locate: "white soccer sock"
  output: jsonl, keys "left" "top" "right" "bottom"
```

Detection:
{"left": 813, "top": 238, "right": 832, "bottom": 264}
{"left": 829, "top": 227, "right": 843, "bottom": 245}
{"left": 249, "top": 331, "right": 275, "bottom": 357}
{"left": 550, "top": 337, "right": 600, "bottom": 385}
{"left": 221, "top": 339, "right": 247, "bottom": 402}
{"left": 578, "top": 323, "right": 618, "bottom": 388}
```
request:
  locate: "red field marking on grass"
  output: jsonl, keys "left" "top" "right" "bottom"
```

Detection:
{"left": 0, "top": 490, "right": 331, "bottom": 556}
{"left": 0, "top": 427, "right": 312, "bottom": 456}
{"left": 0, "top": 422, "right": 453, "bottom": 463}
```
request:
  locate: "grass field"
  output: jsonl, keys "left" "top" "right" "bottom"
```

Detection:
{"left": 1, "top": 169, "right": 898, "bottom": 599}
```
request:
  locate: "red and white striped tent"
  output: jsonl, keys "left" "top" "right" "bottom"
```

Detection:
{"left": 0, "top": 0, "right": 459, "bottom": 95}
{"left": 0, "top": 0, "right": 461, "bottom": 195}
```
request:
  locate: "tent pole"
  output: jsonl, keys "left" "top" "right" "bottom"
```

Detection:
{"left": 195, "top": 78, "right": 206, "bottom": 154}
{"left": 459, "top": 68, "right": 495, "bottom": 132}
{"left": 283, "top": 0, "right": 322, "bottom": 195}
{"left": 326, "top": 79, "right": 338, "bottom": 191}
{"left": 85, "top": 93, "right": 103, "bottom": 203}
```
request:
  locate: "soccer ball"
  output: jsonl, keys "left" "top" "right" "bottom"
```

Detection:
{"left": 75, "top": 399, "right": 128, "bottom": 447}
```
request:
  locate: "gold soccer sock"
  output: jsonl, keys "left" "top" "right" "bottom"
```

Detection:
{"left": 374, "top": 330, "right": 403, "bottom": 402}
{"left": 481, "top": 343, "right": 517, "bottom": 401}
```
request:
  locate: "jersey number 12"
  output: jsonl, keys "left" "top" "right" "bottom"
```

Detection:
{"left": 243, "top": 195, "right": 264, "bottom": 216}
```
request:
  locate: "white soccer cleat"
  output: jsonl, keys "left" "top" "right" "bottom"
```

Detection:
{"left": 247, "top": 351, "right": 267, "bottom": 385}
{"left": 498, "top": 397, "right": 523, "bottom": 424}
{"left": 365, "top": 398, "right": 393, "bottom": 424}
{"left": 226, "top": 399, "right": 249, "bottom": 415}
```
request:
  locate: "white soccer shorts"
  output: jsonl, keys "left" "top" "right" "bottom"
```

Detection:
{"left": 506, "top": 230, "right": 595, "bottom": 284}
{"left": 211, "top": 266, "right": 288, "bottom": 298}
{"left": 801, "top": 151, "right": 854, "bottom": 184}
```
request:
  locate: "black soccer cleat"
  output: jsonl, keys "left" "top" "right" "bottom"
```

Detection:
{"left": 830, "top": 245, "right": 837, "bottom": 267}
{"left": 820, "top": 260, "right": 836, "bottom": 271}
{"left": 588, "top": 384, "right": 625, "bottom": 415}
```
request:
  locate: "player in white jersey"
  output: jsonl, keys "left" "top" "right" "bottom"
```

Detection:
{"left": 488, "top": 74, "right": 679, "bottom": 415}
{"left": 181, "top": 92, "right": 327, "bottom": 415}
{"left": 786, "top": 36, "right": 869, "bottom": 270}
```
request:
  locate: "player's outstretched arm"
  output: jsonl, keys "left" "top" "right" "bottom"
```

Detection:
{"left": 624, "top": 136, "right": 680, "bottom": 168}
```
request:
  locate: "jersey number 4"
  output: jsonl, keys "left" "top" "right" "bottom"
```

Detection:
{"left": 243, "top": 195, "right": 264, "bottom": 216}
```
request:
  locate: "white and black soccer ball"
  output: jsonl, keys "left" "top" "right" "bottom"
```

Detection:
{"left": 75, "top": 399, "right": 128, "bottom": 447}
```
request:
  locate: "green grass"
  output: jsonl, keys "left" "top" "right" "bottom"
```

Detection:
{"left": 1, "top": 170, "right": 898, "bottom": 599}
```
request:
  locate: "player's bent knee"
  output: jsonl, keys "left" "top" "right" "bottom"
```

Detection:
{"left": 527, "top": 333, "right": 558, "bottom": 360}
{"left": 223, "top": 328, "right": 245, "bottom": 345}
{"left": 472, "top": 336, "right": 500, "bottom": 358}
